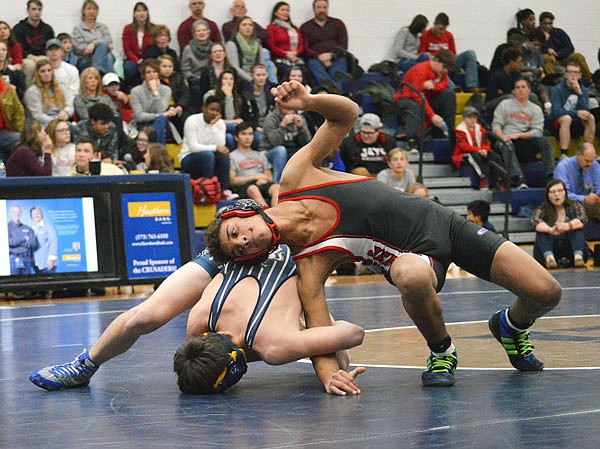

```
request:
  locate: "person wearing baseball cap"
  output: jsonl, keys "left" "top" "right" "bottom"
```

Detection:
{"left": 45, "top": 37, "right": 80, "bottom": 99}
{"left": 340, "top": 112, "right": 394, "bottom": 177}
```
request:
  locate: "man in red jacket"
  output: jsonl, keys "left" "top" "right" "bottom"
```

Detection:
{"left": 419, "top": 12, "right": 480, "bottom": 91}
{"left": 394, "top": 49, "right": 456, "bottom": 146}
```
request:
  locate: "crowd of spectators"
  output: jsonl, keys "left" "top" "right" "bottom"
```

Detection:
{"left": 1, "top": 0, "right": 599, "bottom": 246}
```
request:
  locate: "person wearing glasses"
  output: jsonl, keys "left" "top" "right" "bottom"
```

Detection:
{"left": 550, "top": 61, "right": 596, "bottom": 160}
{"left": 530, "top": 179, "right": 587, "bottom": 269}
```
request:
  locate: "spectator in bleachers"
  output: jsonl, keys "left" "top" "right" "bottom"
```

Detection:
{"left": 0, "top": 40, "right": 26, "bottom": 99}
{"left": 57, "top": 33, "right": 76, "bottom": 66}
{"left": 453, "top": 106, "right": 497, "bottom": 190}
{"left": 72, "top": 0, "right": 115, "bottom": 74}
{"left": 229, "top": 121, "right": 279, "bottom": 205}
{"left": 515, "top": 8, "right": 536, "bottom": 35}
{"left": 70, "top": 138, "right": 125, "bottom": 176}
{"left": 222, "top": 0, "right": 268, "bottom": 43}
{"left": 158, "top": 55, "right": 188, "bottom": 136}
{"left": 393, "top": 50, "right": 456, "bottom": 146}
{"left": 206, "top": 69, "right": 243, "bottom": 150}
{"left": 46, "top": 118, "right": 75, "bottom": 176}
{"left": 539, "top": 11, "right": 592, "bottom": 86}
{"left": 102, "top": 72, "right": 133, "bottom": 130}
{"left": 393, "top": 14, "right": 430, "bottom": 73}
{"left": 489, "top": 28, "right": 525, "bottom": 75}
{"left": 266, "top": 2, "right": 306, "bottom": 83}
{"left": 181, "top": 20, "right": 213, "bottom": 111}
{"left": 467, "top": 199, "right": 497, "bottom": 232}
{"left": 340, "top": 113, "right": 394, "bottom": 177}
{"left": 130, "top": 59, "right": 173, "bottom": 144}
{"left": 239, "top": 64, "right": 275, "bottom": 146}
{"left": 376, "top": 148, "right": 416, "bottom": 192}
{"left": 121, "top": 126, "right": 157, "bottom": 172}
{"left": 24, "top": 58, "right": 73, "bottom": 127}
{"left": 550, "top": 61, "right": 595, "bottom": 160}
{"left": 492, "top": 77, "right": 555, "bottom": 188}
{"left": 143, "top": 25, "right": 180, "bottom": 73}
{"left": 12, "top": 0, "right": 54, "bottom": 88}
{"left": 6, "top": 120, "right": 52, "bottom": 176}
{"left": 520, "top": 28, "right": 551, "bottom": 114}
{"left": 418, "top": 12, "right": 479, "bottom": 91}
{"left": 225, "top": 16, "right": 266, "bottom": 84}
{"left": 177, "top": 0, "right": 221, "bottom": 54}
{"left": 259, "top": 100, "right": 310, "bottom": 182}
{"left": 406, "top": 182, "right": 429, "bottom": 197}
{"left": 487, "top": 47, "right": 523, "bottom": 102}
{"left": 179, "top": 95, "right": 234, "bottom": 197}
{"left": 197, "top": 43, "right": 233, "bottom": 101}
{"left": 0, "top": 21, "right": 24, "bottom": 70}
{"left": 554, "top": 143, "right": 600, "bottom": 223}
{"left": 0, "top": 76, "right": 24, "bottom": 163}
{"left": 74, "top": 67, "right": 116, "bottom": 122}
{"left": 75, "top": 102, "right": 120, "bottom": 161}
{"left": 45, "top": 39, "right": 79, "bottom": 101}
{"left": 122, "top": 2, "right": 154, "bottom": 90}
{"left": 530, "top": 178, "right": 587, "bottom": 269}
{"left": 588, "top": 70, "right": 600, "bottom": 136}
{"left": 300, "top": 0, "right": 349, "bottom": 92}
{"left": 144, "top": 142, "right": 174, "bottom": 173}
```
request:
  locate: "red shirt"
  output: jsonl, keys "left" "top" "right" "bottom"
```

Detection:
{"left": 8, "top": 43, "right": 24, "bottom": 65}
{"left": 122, "top": 24, "right": 153, "bottom": 63}
{"left": 394, "top": 61, "right": 449, "bottom": 120}
{"left": 266, "top": 24, "right": 305, "bottom": 59}
{"left": 418, "top": 29, "right": 456, "bottom": 56}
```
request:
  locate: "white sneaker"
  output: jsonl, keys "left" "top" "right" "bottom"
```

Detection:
{"left": 222, "top": 189, "right": 239, "bottom": 200}
{"left": 517, "top": 183, "right": 529, "bottom": 190}
{"left": 559, "top": 153, "right": 568, "bottom": 161}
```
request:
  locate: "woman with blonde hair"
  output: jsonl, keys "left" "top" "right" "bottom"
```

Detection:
{"left": 72, "top": 0, "right": 115, "bottom": 74}
{"left": 46, "top": 118, "right": 76, "bottom": 176}
{"left": 24, "top": 58, "right": 73, "bottom": 127}
{"left": 74, "top": 67, "right": 116, "bottom": 121}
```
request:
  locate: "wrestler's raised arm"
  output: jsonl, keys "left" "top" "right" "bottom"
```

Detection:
{"left": 271, "top": 81, "right": 358, "bottom": 175}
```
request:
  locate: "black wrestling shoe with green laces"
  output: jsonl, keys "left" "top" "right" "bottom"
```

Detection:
{"left": 421, "top": 349, "right": 458, "bottom": 387}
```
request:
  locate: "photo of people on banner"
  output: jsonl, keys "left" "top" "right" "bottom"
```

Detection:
{"left": 1, "top": 198, "right": 99, "bottom": 276}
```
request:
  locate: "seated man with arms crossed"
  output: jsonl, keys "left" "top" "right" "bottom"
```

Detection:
{"left": 206, "top": 80, "right": 562, "bottom": 388}
{"left": 29, "top": 227, "right": 364, "bottom": 396}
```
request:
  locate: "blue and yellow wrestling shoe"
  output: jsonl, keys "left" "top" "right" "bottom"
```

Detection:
{"left": 29, "top": 349, "right": 98, "bottom": 391}
{"left": 421, "top": 349, "right": 458, "bottom": 387}
{"left": 488, "top": 309, "right": 544, "bottom": 371}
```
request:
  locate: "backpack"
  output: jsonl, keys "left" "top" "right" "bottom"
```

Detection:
{"left": 191, "top": 176, "right": 222, "bottom": 205}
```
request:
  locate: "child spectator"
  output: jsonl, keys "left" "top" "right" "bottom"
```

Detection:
{"left": 376, "top": 148, "right": 416, "bottom": 192}
{"left": 102, "top": 72, "right": 133, "bottom": 128}
{"left": 46, "top": 118, "right": 75, "bottom": 176}
{"left": 144, "top": 142, "right": 174, "bottom": 173}
{"left": 229, "top": 122, "right": 279, "bottom": 205}
{"left": 453, "top": 106, "right": 497, "bottom": 189}
{"left": 467, "top": 199, "right": 497, "bottom": 232}
{"left": 57, "top": 33, "right": 77, "bottom": 66}
{"left": 6, "top": 121, "right": 52, "bottom": 176}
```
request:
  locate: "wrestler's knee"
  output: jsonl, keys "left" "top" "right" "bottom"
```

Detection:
{"left": 124, "top": 304, "right": 166, "bottom": 335}
{"left": 390, "top": 258, "right": 435, "bottom": 298}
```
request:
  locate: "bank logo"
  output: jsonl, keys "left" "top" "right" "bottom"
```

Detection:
{"left": 128, "top": 201, "right": 171, "bottom": 218}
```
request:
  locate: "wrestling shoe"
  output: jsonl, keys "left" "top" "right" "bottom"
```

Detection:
{"left": 488, "top": 309, "right": 544, "bottom": 371}
{"left": 421, "top": 349, "right": 458, "bottom": 387}
{"left": 29, "top": 349, "right": 98, "bottom": 391}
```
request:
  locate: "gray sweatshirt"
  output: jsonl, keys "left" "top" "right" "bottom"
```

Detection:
{"left": 492, "top": 97, "right": 544, "bottom": 138}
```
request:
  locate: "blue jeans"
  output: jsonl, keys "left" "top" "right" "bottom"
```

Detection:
{"left": 535, "top": 229, "right": 586, "bottom": 258}
{"left": 123, "top": 60, "right": 141, "bottom": 89}
{"left": 0, "top": 129, "right": 20, "bottom": 162}
{"left": 139, "top": 115, "right": 169, "bottom": 144}
{"left": 307, "top": 57, "right": 348, "bottom": 91}
{"left": 181, "top": 151, "right": 231, "bottom": 189}
{"left": 265, "top": 145, "right": 288, "bottom": 183}
{"left": 397, "top": 53, "right": 429, "bottom": 73}
{"left": 451, "top": 50, "right": 478, "bottom": 88}
{"left": 262, "top": 48, "right": 278, "bottom": 85}
{"left": 77, "top": 42, "right": 115, "bottom": 74}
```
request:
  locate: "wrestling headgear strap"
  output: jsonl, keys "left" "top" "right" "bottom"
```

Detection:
{"left": 218, "top": 199, "right": 281, "bottom": 263}
{"left": 203, "top": 332, "right": 248, "bottom": 393}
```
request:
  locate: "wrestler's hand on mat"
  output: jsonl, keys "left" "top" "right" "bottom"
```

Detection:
{"left": 271, "top": 80, "right": 310, "bottom": 112}
{"left": 325, "top": 366, "right": 366, "bottom": 396}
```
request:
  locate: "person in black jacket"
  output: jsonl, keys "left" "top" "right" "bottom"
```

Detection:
{"left": 158, "top": 54, "right": 189, "bottom": 136}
